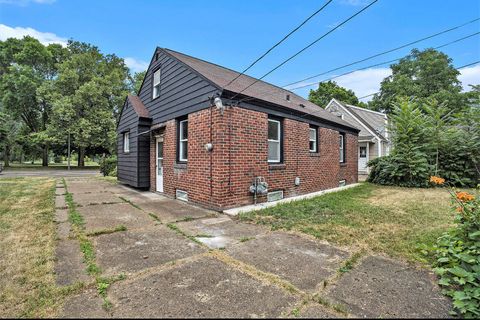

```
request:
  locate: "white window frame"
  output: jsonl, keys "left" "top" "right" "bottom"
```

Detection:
{"left": 339, "top": 133, "right": 345, "bottom": 163}
{"left": 152, "top": 69, "right": 161, "bottom": 99}
{"left": 309, "top": 127, "right": 317, "bottom": 153}
{"left": 178, "top": 119, "right": 188, "bottom": 162}
{"left": 123, "top": 132, "right": 130, "bottom": 153}
{"left": 268, "top": 119, "right": 281, "bottom": 163}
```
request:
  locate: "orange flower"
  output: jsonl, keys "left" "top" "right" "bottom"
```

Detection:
{"left": 430, "top": 176, "right": 445, "bottom": 185}
{"left": 456, "top": 206, "right": 463, "bottom": 213}
{"left": 456, "top": 191, "right": 475, "bottom": 202}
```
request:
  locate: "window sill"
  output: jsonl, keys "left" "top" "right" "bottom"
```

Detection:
{"left": 174, "top": 162, "right": 187, "bottom": 170}
{"left": 340, "top": 162, "right": 347, "bottom": 167}
{"left": 309, "top": 152, "right": 320, "bottom": 157}
{"left": 269, "top": 163, "right": 286, "bottom": 171}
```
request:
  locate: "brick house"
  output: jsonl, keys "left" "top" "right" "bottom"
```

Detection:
{"left": 117, "top": 48, "right": 359, "bottom": 211}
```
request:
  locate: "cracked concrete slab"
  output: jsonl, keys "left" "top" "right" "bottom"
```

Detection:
{"left": 77, "top": 203, "right": 152, "bottom": 232}
{"left": 55, "top": 195, "right": 67, "bottom": 209}
{"left": 94, "top": 225, "right": 205, "bottom": 276}
{"left": 54, "top": 239, "right": 90, "bottom": 286}
{"left": 109, "top": 256, "right": 297, "bottom": 318}
{"left": 326, "top": 255, "right": 451, "bottom": 318}
{"left": 55, "top": 209, "right": 69, "bottom": 223}
{"left": 61, "top": 289, "right": 110, "bottom": 318}
{"left": 56, "top": 222, "right": 71, "bottom": 240}
{"left": 227, "top": 232, "right": 349, "bottom": 292}
{"left": 67, "top": 183, "right": 110, "bottom": 195}
{"left": 177, "top": 217, "right": 269, "bottom": 249}
{"left": 290, "top": 304, "right": 339, "bottom": 318}
{"left": 73, "top": 192, "right": 123, "bottom": 206}
{"left": 134, "top": 200, "right": 216, "bottom": 223}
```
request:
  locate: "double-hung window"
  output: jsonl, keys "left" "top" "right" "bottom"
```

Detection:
{"left": 309, "top": 126, "right": 318, "bottom": 153}
{"left": 268, "top": 118, "right": 282, "bottom": 163}
{"left": 123, "top": 132, "right": 130, "bottom": 153}
{"left": 178, "top": 119, "right": 188, "bottom": 162}
{"left": 339, "top": 133, "right": 345, "bottom": 163}
{"left": 152, "top": 69, "right": 161, "bottom": 99}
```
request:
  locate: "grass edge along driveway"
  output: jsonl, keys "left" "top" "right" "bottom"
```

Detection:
{"left": 240, "top": 183, "right": 453, "bottom": 264}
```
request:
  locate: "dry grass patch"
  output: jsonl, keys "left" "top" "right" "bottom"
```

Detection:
{"left": 0, "top": 177, "right": 68, "bottom": 317}
{"left": 240, "top": 183, "right": 454, "bottom": 263}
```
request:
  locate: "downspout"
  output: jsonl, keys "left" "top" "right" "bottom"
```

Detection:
{"left": 209, "top": 104, "right": 213, "bottom": 206}
{"left": 377, "top": 137, "right": 382, "bottom": 157}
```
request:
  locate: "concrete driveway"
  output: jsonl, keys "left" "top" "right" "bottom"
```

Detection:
{"left": 0, "top": 169, "right": 100, "bottom": 178}
{"left": 55, "top": 177, "right": 451, "bottom": 318}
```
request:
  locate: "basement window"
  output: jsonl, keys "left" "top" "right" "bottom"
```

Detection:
{"left": 176, "top": 189, "right": 188, "bottom": 202}
{"left": 152, "top": 69, "right": 161, "bottom": 99}
{"left": 123, "top": 132, "right": 130, "bottom": 153}
{"left": 267, "top": 190, "right": 284, "bottom": 202}
{"left": 339, "top": 180, "right": 346, "bottom": 187}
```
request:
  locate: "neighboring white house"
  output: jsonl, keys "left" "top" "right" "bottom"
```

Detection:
{"left": 325, "top": 98, "right": 390, "bottom": 175}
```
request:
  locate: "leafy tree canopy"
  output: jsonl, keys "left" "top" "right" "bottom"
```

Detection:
{"left": 369, "top": 48, "right": 466, "bottom": 113}
{"left": 308, "top": 80, "right": 367, "bottom": 108}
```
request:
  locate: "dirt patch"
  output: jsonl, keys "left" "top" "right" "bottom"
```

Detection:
{"left": 326, "top": 255, "right": 451, "bottom": 318}
{"left": 109, "top": 256, "right": 297, "bottom": 318}
{"left": 368, "top": 186, "right": 449, "bottom": 207}
{"left": 227, "top": 232, "right": 349, "bottom": 292}
{"left": 94, "top": 225, "right": 205, "bottom": 276}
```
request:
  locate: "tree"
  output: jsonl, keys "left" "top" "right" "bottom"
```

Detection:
{"left": 0, "top": 36, "right": 68, "bottom": 166}
{"left": 369, "top": 48, "right": 466, "bottom": 114}
{"left": 308, "top": 80, "right": 366, "bottom": 108}
{"left": 0, "top": 107, "right": 21, "bottom": 167}
{"left": 46, "top": 41, "right": 129, "bottom": 166}
{"left": 129, "top": 70, "right": 146, "bottom": 94}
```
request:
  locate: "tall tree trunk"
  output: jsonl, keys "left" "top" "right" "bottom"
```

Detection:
{"left": 3, "top": 145, "right": 10, "bottom": 167}
{"left": 78, "top": 146, "right": 85, "bottom": 167}
{"left": 42, "top": 145, "right": 49, "bottom": 167}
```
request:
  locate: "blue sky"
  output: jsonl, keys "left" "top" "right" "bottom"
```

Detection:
{"left": 1, "top": 0, "right": 479, "bottom": 100}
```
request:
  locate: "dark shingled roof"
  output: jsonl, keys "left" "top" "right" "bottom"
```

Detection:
{"left": 163, "top": 48, "right": 359, "bottom": 131}
{"left": 127, "top": 94, "right": 150, "bottom": 118}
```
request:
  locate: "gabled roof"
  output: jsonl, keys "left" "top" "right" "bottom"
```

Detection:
{"left": 162, "top": 48, "right": 358, "bottom": 132}
{"left": 127, "top": 94, "right": 150, "bottom": 118}
{"left": 326, "top": 98, "right": 388, "bottom": 141}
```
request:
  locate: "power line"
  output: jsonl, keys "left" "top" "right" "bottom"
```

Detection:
{"left": 230, "top": 0, "right": 379, "bottom": 102}
{"left": 357, "top": 60, "right": 480, "bottom": 100}
{"left": 287, "top": 31, "right": 480, "bottom": 91}
{"left": 235, "top": 31, "right": 479, "bottom": 105}
{"left": 283, "top": 17, "right": 480, "bottom": 88}
{"left": 223, "top": 0, "right": 334, "bottom": 90}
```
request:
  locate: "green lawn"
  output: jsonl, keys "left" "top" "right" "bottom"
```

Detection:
{"left": 0, "top": 178, "right": 76, "bottom": 318}
{"left": 240, "top": 183, "right": 454, "bottom": 263}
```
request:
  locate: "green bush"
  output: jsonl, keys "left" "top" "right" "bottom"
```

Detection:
{"left": 53, "top": 155, "right": 63, "bottom": 163}
{"left": 99, "top": 156, "right": 117, "bottom": 177}
{"left": 431, "top": 187, "right": 480, "bottom": 318}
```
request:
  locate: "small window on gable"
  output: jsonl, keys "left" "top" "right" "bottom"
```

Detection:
{"left": 309, "top": 126, "right": 317, "bottom": 153}
{"left": 152, "top": 69, "right": 161, "bottom": 99}
{"left": 123, "top": 132, "right": 130, "bottom": 153}
{"left": 339, "top": 133, "right": 346, "bottom": 163}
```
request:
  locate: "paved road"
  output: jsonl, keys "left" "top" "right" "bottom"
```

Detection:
{"left": 0, "top": 169, "right": 100, "bottom": 178}
{"left": 54, "top": 177, "right": 451, "bottom": 318}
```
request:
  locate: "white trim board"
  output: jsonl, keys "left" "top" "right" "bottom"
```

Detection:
{"left": 223, "top": 183, "right": 361, "bottom": 216}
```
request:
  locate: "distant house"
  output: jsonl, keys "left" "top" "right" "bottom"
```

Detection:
{"left": 325, "top": 99, "right": 390, "bottom": 175}
{"left": 117, "top": 48, "right": 359, "bottom": 210}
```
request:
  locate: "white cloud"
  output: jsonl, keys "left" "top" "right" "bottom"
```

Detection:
{"left": 124, "top": 57, "right": 148, "bottom": 73}
{"left": 0, "top": 24, "right": 67, "bottom": 46}
{"left": 333, "top": 68, "right": 391, "bottom": 100}
{"left": 0, "top": 0, "right": 55, "bottom": 5}
{"left": 458, "top": 65, "right": 480, "bottom": 92}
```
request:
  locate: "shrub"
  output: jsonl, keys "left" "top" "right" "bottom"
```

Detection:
{"left": 99, "top": 155, "right": 117, "bottom": 177}
{"left": 429, "top": 177, "right": 480, "bottom": 317}
{"left": 53, "top": 155, "right": 63, "bottom": 163}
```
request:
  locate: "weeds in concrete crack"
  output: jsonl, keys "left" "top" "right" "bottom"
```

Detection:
{"left": 239, "top": 236, "right": 255, "bottom": 243}
{"left": 312, "top": 294, "right": 348, "bottom": 315}
{"left": 339, "top": 250, "right": 364, "bottom": 274}
{"left": 86, "top": 225, "right": 127, "bottom": 237}
{"left": 118, "top": 196, "right": 142, "bottom": 210}
{"left": 148, "top": 213, "right": 162, "bottom": 224}
{"left": 166, "top": 223, "right": 203, "bottom": 245}
{"left": 95, "top": 274, "right": 126, "bottom": 311}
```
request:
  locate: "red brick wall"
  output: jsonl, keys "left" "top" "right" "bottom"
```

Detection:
{"left": 150, "top": 105, "right": 358, "bottom": 210}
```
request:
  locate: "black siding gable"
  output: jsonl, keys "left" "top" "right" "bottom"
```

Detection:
{"left": 137, "top": 48, "right": 220, "bottom": 124}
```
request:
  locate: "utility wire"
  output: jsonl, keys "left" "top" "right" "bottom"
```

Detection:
{"left": 283, "top": 17, "right": 480, "bottom": 88}
{"left": 287, "top": 31, "right": 480, "bottom": 91}
{"left": 356, "top": 60, "right": 480, "bottom": 100}
{"left": 223, "top": 0, "right": 334, "bottom": 90}
{"left": 230, "top": 0, "right": 379, "bottom": 102}
{"left": 234, "top": 31, "right": 479, "bottom": 105}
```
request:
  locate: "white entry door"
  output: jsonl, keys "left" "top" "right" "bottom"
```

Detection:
{"left": 156, "top": 138, "right": 164, "bottom": 192}
{"left": 358, "top": 144, "right": 368, "bottom": 171}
